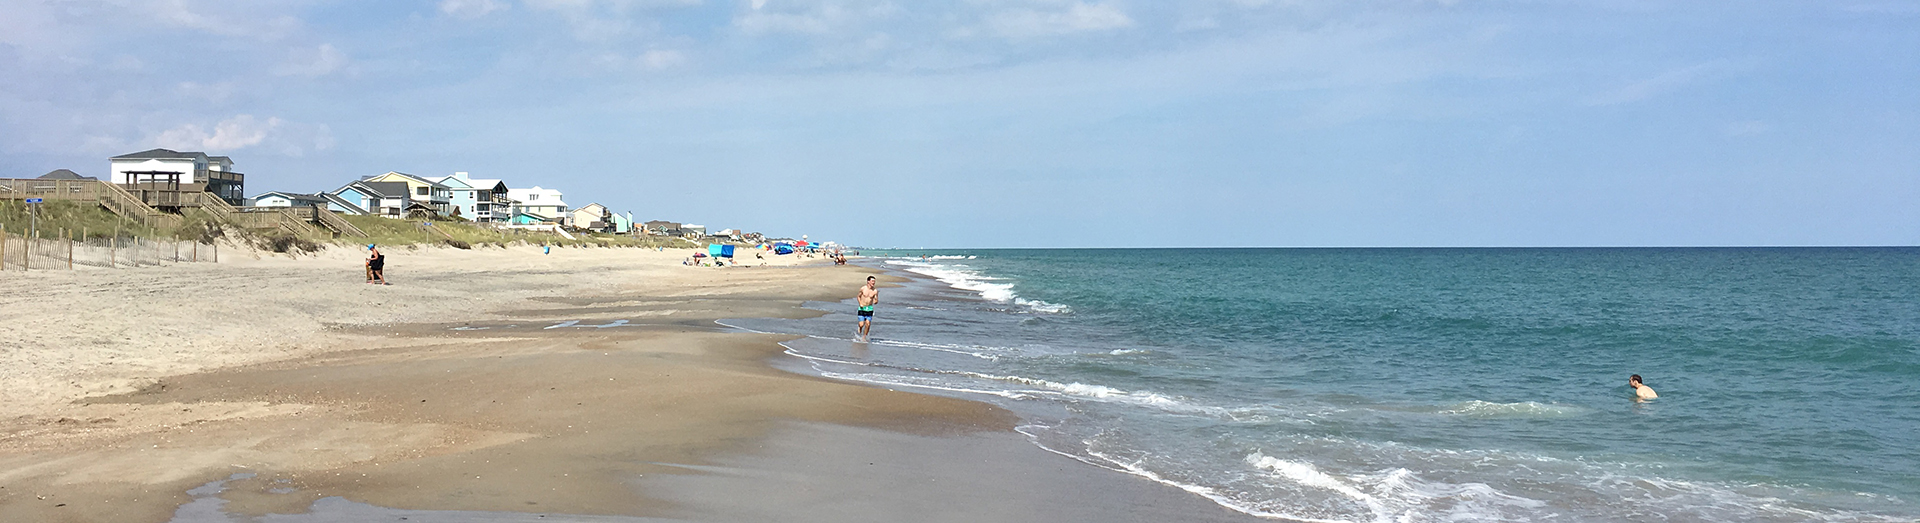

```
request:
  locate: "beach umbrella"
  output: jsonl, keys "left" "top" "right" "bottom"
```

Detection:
{"left": 693, "top": 252, "right": 707, "bottom": 258}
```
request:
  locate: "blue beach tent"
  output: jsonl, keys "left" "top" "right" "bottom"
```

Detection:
{"left": 707, "top": 244, "right": 736, "bottom": 258}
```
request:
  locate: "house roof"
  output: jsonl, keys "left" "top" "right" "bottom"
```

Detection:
{"left": 112, "top": 148, "right": 209, "bottom": 160}
{"left": 435, "top": 175, "right": 474, "bottom": 189}
{"left": 338, "top": 181, "right": 412, "bottom": 199}
{"left": 251, "top": 191, "right": 329, "bottom": 203}
{"left": 577, "top": 203, "right": 608, "bottom": 213}
{"left": 465, "top": 178, "right": 509, "bottom": 191}
{"left": 39, "top": 169, "right": 95, "bottom": 180}
{"left": 370, "top": 171, "right": 449, "bottom": 189}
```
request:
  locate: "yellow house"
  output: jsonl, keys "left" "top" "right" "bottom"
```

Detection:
{"left": 363, "top": 172, "right": 453, "bottom": 217}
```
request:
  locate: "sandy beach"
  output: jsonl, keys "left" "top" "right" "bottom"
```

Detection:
{"left": 0, "top": 245, "right": 1251, "bottom": 522}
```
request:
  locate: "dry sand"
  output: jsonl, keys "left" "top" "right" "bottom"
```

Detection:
{"left": 0, "top": 244, "right": 1251, "bottom": 523}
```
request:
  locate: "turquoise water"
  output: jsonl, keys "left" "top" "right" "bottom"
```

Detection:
{"left": 734, "top": 248, "right": 1920, "bottom": 522}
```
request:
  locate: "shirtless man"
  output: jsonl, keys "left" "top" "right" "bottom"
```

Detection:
{"left": 855, "top": 276, "right": 879, "bottom": 340}
{"left": 1629, "top": 374, "right": 1658, "bottom": 400}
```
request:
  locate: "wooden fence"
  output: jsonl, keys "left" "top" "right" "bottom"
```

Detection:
{"left": 0, "top": 226, "right": 217, "bottom": 271}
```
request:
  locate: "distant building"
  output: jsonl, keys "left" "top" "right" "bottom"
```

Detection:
{"left": 38, "top": 169, "right": 96, "bottom": 180}
{"left": 315, "top": 193, "right": 369, "bottom": 215}
{"left": 437, "top": 172, "right": 514, "bottom": 223}
{"left": 334, "top": 181, "right": 412, "bottom": 218}
{"left": 249, "top": 191, "right": 330, "bottom": 209}
{"left": 108, "top": 148, "right": 246, "bottom": 206}
{"left": 681, "top": 224, "right": 707, "bottom": 238}
{"left": 611, "top": 212, "right": 633, "bottom": 234}
{"left": 643, "top": 220, "right": 680, "bottom": 236}
{"left": 508, "top": 186, "right": 568, "bottom": 224}
{"left": 571, "top": 203, "right": 612, "bottom": 233}
{"left": 362, "top": 172, "right": 451, "bottom": 216}
{"left": 509, "top": 210, "right": 557, "bottom": 225}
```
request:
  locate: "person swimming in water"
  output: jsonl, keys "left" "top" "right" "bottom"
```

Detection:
{"left": 1629, "top": 374, "right": 1657, "bottom": 400}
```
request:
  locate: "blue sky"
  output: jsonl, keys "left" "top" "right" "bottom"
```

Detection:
{"left": 2, "top": 0, "right": 1915, "bottom": 247}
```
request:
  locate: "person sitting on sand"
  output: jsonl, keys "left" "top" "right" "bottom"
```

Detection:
{"left": 855, "top": 276, "right": 879, "bottom": 340}
{"left": 1629, "top": 374, "right": 1657, "bottom": 400}
{"left": 366, "top": 244, "right": 388, "bottom": 285}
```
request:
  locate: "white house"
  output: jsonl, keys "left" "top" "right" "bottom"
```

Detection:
{"left": 249, "top": 191, "right": 329, "bottom": 208}
{"left": 508, "top": 186, "right": 568, "bottom": 224}
{"left": 108, "top": 148, "right": 246, "bottom": 205}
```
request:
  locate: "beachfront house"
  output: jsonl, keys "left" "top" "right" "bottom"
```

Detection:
{"left": 571, "top": 203, "right": 612, "bottom": 233}
{"left": 333, "top": 181, "right": 411, "bottom": 218}
{"left": 108, "top": 148, "right": 246, "bottom": 206}
{"left": 437, "top": 172, "right": 514, "bottom": 223}
{"left": 249, "top": 191, "right": 330, "bottom": 209}
{"left": 643, "top": 220, "right": 680, "bottom": 236}
{"left": 363, "top": 172, "right": 451, "bottom": 217}
{"left": 315, "top": 193, "right": 369, "bottom": 215}
{"left": 681, "top": 224, "right": 707, "bottom": 239}
{"left": 508, "top": 186, "right": 567, "bottom": 225}
{"left": 610, "top": 212, "right": 633, "bottom": 234}
{"left": 39, "top": 169, "right": 97, "bottom": 180}
{"left": 509, "top": 210, "right": 557, "bottom": 225}
{"left": 436, "top": 174, "right": 474, "bottom": 220}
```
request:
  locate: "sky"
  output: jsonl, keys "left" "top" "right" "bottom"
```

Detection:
{"left": 1, "top": 0, "right": 1915, "bottom": 248}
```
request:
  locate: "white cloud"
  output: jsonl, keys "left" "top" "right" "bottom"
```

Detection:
{"left": 150, "top": 115, "right": 335, "bottom": 157}
{"left": 139, "top": 0, "right": 305, "bottom": 40}
{"left": 441, "top": 0, "right": 508, "bottom": 19}
{"left": 273, "top": 44, "right": 349, "bottom": 77}
{"left": 522, "top": 0, "right": 703, "bottom": 40}
{"left": 640, "top": 49, "right": 687, "bottom": 69}
{"left": 734, "top": 1, "right": 902, "bottom": 36}
{"left": 987, "top": 2, "right": 1134, "bottom": 38}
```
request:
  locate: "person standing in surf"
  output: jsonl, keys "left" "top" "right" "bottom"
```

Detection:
{"left": 1629, "top": 374, "right": 1657, "bottom": 400}
{"left": 855, "top": 275, "right": 879, "bottom": 340}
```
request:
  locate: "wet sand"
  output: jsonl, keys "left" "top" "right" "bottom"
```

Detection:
{"left": 0, "top": 246, "right": 1253, "bottom": 522}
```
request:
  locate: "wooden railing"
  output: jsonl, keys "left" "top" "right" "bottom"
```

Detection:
{"left": 223, "top": 201, "right": 321, "bottom": 237}
{"left": 0, "top": 178, "right": 180, "bottom": 229}
{"left": 233, "top": 203, "right": 365, "bottom": 238}
{"left": 310, "top": 207, "right": 368, "bottom": 237}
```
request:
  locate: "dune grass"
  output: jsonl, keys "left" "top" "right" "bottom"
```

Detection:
{"left": 337, "top": 215, "right": 703, "bottom": 250}
{"left": 0, "top": 200, "right": 165, "bottom": 240}
{"left": 1, "top": 199, "right": 711, "bottom": 252}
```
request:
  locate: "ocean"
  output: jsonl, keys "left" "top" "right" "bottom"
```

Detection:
{"left": 722, "top": 248, "right": 1920, "bottom": 522}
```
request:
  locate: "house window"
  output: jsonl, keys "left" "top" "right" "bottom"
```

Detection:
{"left": 528, "top": 194, "right": 539, "bottom": 201}
{"left": 416, "top": 187, "right": 429, "bottom": 196}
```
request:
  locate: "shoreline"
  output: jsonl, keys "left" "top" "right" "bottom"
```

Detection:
{"left": 0, "top": 245, "right": 1252, "bottom": 522}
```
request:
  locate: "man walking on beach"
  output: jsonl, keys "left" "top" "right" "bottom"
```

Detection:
{"left": 855, "top": 276, "right": 879, "bottom": 340}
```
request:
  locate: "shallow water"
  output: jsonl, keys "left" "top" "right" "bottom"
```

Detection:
{"left": 729, "top": 248, "right": 1920, "bottom": 522}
